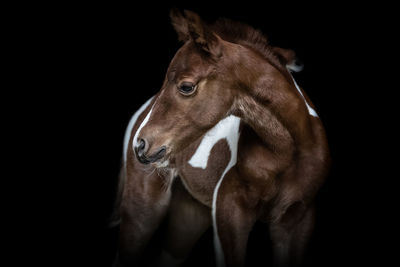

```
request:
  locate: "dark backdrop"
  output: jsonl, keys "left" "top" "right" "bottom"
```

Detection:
{"left": 17, "top": 2, "right": 387, "bottom": 267}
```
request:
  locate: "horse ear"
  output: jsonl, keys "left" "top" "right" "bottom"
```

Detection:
{"left": 170, "top": 8, "right": 190, "bottom": 42}
{"left": 183, "top": 10, "right": 222, "bottom": 58}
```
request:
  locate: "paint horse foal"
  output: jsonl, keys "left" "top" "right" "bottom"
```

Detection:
{"left": 114, "top": 10, "right": 330, "bottom": 267}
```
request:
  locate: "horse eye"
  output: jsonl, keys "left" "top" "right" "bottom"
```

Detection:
{"left": 178, "top": 82, "right": 197, "bottom": 95}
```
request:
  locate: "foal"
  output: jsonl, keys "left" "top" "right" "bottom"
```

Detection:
{"left": 114, "top": 10, "right": 330, "bottom": 267}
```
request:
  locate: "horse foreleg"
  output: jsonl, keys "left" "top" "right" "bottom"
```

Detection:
{"left": 116, "top": 168, "right": 174, "bottom": 266}
{"left": 269, "top": 202, "right": 315, "bottom": 267}
{"left": 155, "top": 178, "right": 211, "bottom": 267}
{"left": 213, "top": 168, "right": 258, "bottom": 267}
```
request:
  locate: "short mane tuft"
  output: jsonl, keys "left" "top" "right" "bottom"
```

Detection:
{"left": 211, "top": 18, "right": 294, "bottom": 72}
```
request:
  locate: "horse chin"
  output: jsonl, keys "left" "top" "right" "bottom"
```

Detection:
{"left": 153, "top": 150, "right": 172, "bottom": 169}
{"left": 153, "top": 159, "right": 170, "bottom": 169}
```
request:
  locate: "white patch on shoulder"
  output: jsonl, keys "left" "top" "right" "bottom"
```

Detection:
{"left": 287, "top": 68, "right": 318, "bottom": 117}
{"left": 188, "top": 116, "right": 241, "bottom": 169}
{"left": 123, "top": 97, "right": 153, "bottom": 163}
{"left": 207, "top": 115, "right": 241, "bottom": 267}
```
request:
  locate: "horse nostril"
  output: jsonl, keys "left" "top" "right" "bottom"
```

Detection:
{"left": 154, "top": 146, "right": 166, "bottom": 159}
{"left": 138, "top": 139, "right": 145, "bottom": 150}
{"left": 136, "top": 138, "right": 147, "bottom": 157}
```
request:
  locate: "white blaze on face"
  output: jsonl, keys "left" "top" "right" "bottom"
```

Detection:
{"left": 123, "top": 97, "right": 153, "bottom": 163}
{"left": 189, "top": 115, "right": 241, "bottom": 267}
{"left": 130, "top": 88, "right": 169, "bottom": 155}
{"left": 132, "top": 104, "right": 155, "bottom": 149}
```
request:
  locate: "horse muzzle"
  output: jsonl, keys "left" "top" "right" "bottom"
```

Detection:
{"left": 135, "top": 138, "right": 167, "bottom": 164}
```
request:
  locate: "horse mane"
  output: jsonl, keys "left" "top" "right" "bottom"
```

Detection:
{"left": 211, "top": 18, "right": 291, "bottom": 72}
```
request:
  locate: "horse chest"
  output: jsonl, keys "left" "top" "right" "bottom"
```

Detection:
{"left": 176, "top": 115, "right": 241, "bottom": 207}
{"left": 177, "top": 139, "right": 231, "bottom": 207}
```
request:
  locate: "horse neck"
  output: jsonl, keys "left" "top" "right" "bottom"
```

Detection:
{"left": 230, "top": 56, "right": 315, "bottom": 154}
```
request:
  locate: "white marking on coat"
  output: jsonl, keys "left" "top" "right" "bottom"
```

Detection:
{"left": 208, "top": 115, "right": 241, "bottom": 267}
{"left": 123, "top": 97, "right": 154, "bottom": 163}
{"left": 287, "top": 62, "right": 304, "bottom": 72}
{"left": 287, "top": 68, "right": 318, "bottom": 117}
{"left": 188, "top": 116, "right": 241, "bottom": 169}
{"left": 131, "top": 87, "right": 169, "bottom": 152}
{"left": 132, "top": 102, "right": 157, "bottom": 150}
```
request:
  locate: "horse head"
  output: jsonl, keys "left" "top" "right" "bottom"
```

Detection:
{"left": 133, "top": 9, "right": 305, "bottom": 166}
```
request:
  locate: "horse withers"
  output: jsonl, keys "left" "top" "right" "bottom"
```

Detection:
{"left": 113, "top": 10, "right": 330, "bottom": 267}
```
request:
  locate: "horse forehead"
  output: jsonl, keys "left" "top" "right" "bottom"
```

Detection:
{"left": 170, "top": 45, "right": 206, "bottom": 72}
{"left": 188, "top": 115, "right": 241, "bottom": 169}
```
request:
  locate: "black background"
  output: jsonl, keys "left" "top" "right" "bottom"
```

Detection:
{"left": 11, "top": 2, "right": 389, "bottom": 267}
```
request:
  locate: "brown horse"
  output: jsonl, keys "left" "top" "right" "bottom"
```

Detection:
{"left": 113, "top": 10, "right": 330, "bottom": 267}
